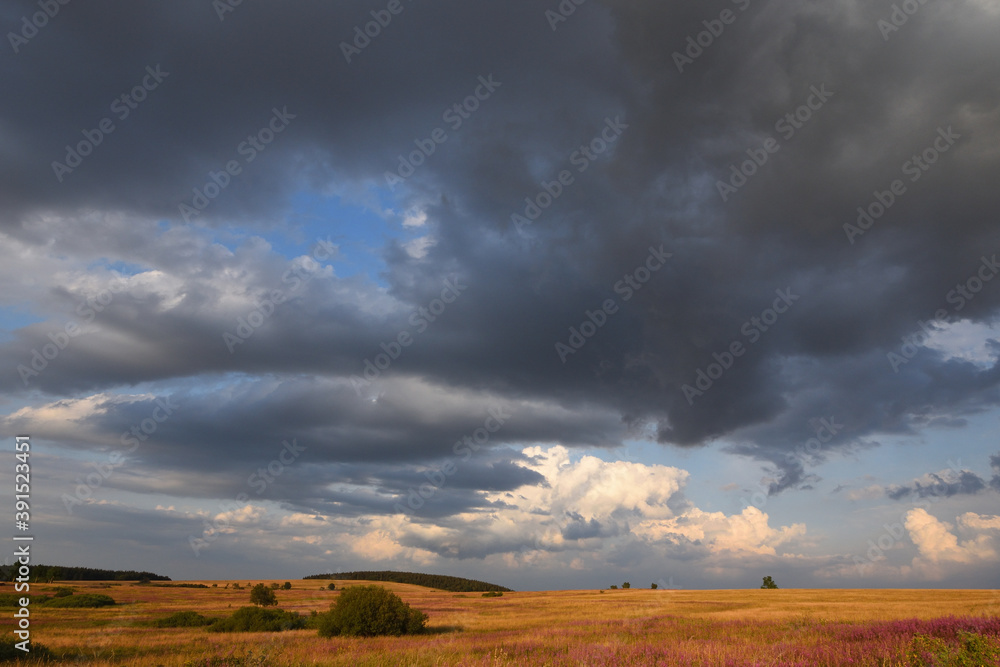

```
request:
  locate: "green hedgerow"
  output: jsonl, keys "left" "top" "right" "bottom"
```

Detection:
{"left": 152, "top": 610, "right": 215, "bottom": 628}
{"left": 208, "top": 606, "right": 305, "bottom": 633}
{"left": 317, "top": 585, "right": 427, "bottom": 638}
{"left": 43, "top": 593, "right": 115, "bottom": 608}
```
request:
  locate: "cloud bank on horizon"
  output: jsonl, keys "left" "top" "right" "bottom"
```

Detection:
{"left": 1, "top": 0, "right": 999, "bottom": 589}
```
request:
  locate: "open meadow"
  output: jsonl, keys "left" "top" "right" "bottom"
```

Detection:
{"left": 2, "top": 580, "right": 998, "bottom": 666}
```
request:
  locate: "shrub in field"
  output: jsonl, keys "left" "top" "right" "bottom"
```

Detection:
{"left": 208, "top": 606, "right": 305, "bottom": 632}
{"left": 52, "top": 586, "right": 75, "bottom": 598}
{"left": 761, "top": 576, "right": 778, "bottom": 589}
{"left": 622, "top": 582, "right": 630, "bottom": 589}
{"left": 0, "top": 593, "right": 36, "bottom": 607}
{"left": 327, "top": 582, "right": 336, "bottom": 591}
{"left": 651, "top": 583, "right": 658, "bottom": 589}
{"left": 907, "top": 630, "right": 1000, "bottom": 666}
{"left": 0, "top": 637, "right": 52, "bottom": 660}
{"left": 482, "top": 590, "right": 503, "bottom": 597}
{"left": 249, "top": 583, "right": 278, "bottom": 607}
{"left": 282, "top": 581, "right": 292, "bottom": 590}
{"left": 317, "top": 585, "right": 427, "bottom": 637}
{"left": 609, "top": 585, "right": 618, "bottom": 590}
{"left": 44, "top": 593, "right": 115, "bottom": 608}
{"left": 153, "top": 610, "right": 215, "bottom": 627}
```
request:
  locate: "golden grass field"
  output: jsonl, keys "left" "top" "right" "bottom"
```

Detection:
{"left": 2, "top": 579, "right": 999, "bottom": 666}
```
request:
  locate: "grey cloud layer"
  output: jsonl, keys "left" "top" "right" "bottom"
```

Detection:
{"left": 3, "top": 0, "right": 1000, "bottom": 524}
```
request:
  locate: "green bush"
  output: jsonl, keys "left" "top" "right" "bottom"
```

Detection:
{"left": 152, "top": 610, "right": 215, "bottom": 627}
{"left": 327, "top": 582, "right": 336, "bottom": 591}
{"left": 0, "top": 637, "right": 53, "bottom": 660}
{"left": 282, "top": 581, "right": 292, "bottom": 590}
{"left": 250, "top": 583, "right": 278, "bottom": 607}
{"left": 317, "top": 585, "right": 427, "bottom": 637}
{"left": 907, "top": 631, "right": 1000, "bottom": 666}
{"left": 52, "top": 586, "right": 75, "bottom": 598}
{"left": 208, "top": 606, "right": 305, "bottom": 633}
{"left": 44, "top": 593, "right": 115, "bottom": 608}
{"left": 482, "top": 590, "right": 503, "bottom": 597}
{"left": 0, "top": 593, "right": 32, "bottom": 607}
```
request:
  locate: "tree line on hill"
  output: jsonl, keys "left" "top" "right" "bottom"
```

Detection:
{"left": 2, "top": 564, "right": 170, "bottom": 582}
{"left": 303, "top": 571, "right": 512, "bottom": 592}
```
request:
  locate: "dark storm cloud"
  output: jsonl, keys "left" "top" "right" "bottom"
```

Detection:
{"left": 3, "top": 0, "right": 1000, "bottom": 491}
{"left": 0, "top": 378, "right": 625, "bottom": 472}
{"left": 1, "top": 0, "right": 619, "bottom": 225}
{"left": 886, "top": 469, "right": 990, "bottom": 501}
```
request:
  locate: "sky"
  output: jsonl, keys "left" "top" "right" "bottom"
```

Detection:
{"left": 1, "top": 0, "right": 999, "bottom": 591}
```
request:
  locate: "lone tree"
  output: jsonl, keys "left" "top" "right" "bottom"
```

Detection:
{"left": 651, "top": 582, "right": 658, "bottom": 590}
{"left": 282, "top": 581, "right": 292, "bottom": 590}
{"left": 622, "top": 582, "right": 630, "bottom": 589}
{"left": 760, "top": 576, "right": 779, "bottom": 589}
{"left": 317, "top": 585, "right": 426, "bottom": 637}
{"left": 250, "top": 583, "right": 278, "bottom": 607}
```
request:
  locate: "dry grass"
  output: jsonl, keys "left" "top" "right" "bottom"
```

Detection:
{"left": 1, "top": 580, "right": 997, "bottom": 666}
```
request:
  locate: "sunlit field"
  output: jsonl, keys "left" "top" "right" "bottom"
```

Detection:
{"left": 3, "top": 581, "right": 999, "bottom": 666}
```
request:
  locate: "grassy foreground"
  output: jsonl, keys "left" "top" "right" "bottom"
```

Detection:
{"left": 1, "top": 580, "right": 998, "bottom": 666}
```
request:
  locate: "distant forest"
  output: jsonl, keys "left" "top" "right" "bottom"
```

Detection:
{"left": 303, "top": 570, "right": 512, "bottom": 592}
{"left": 2, "top": 564, "right": 171, "bottom": 582}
